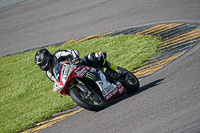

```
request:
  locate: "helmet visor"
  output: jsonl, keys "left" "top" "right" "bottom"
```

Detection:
{"left": 38, "top": 58, "right": 49, "bottom": 66}
{"left": 39, "top": 58, "right": 50, "bottom": 71}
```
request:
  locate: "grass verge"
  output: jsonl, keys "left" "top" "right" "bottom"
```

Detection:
{"left": 0, "top": 34, "right": 162, "bottom": 133}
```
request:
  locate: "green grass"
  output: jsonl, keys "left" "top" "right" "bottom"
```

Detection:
{"left": 0, "top": 34, "right": 162, "bottom": 133}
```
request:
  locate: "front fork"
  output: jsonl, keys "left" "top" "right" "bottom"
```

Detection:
{"left": 74, "top": 78, "right": 94, "bottom": 96}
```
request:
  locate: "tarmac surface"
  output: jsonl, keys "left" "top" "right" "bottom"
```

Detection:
{"left": 1, "top": 0, "right": 200, "bottom": 133}
{"left": 41, "top": 44, "right": 200, "bottom": 133}
{"left": 22, "top": 22, "right": 200, "bottom": 132}
{"left": 0, "top": 0, "right": 200, "bottom": 56}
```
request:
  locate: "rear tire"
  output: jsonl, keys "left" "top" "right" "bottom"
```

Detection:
{"left": 116, "top": 67, "right": 140, "bottom": 94}
{"left": 69, "top": 87, "right": 105, "bottom": 111}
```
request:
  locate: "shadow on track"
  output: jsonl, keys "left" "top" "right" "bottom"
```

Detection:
{"left": 103, "top": 78, "right": 165, "bottom": 109}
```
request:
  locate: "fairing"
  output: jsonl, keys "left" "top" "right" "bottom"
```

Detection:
{"left": 53, "top": 61, "right": 126, "bottom": 102}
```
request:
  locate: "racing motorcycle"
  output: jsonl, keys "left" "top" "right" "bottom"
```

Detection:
{"left": 53, "top": 61, "right": 140, "bottom": 111}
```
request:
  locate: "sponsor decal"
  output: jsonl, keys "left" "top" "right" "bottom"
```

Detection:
{"left": 105, "top": 88, "right": 118, "bottom": 100}
{"left": 118, "top": 84, "right": 124, "bottom": 94}
{"left": 104, "top": 83, "right": 125, "bottom": 100}
{"left": 63, "top": 66, "right": 68, "bottom": 78}
{"left": 86, "top": 72, "right": 96, "bottom": 81}
{"left": 75, "top": 67, "right": 87, "bottom": 76}
{"left": 102, "top": 85, "right": 114, "bottom": 96}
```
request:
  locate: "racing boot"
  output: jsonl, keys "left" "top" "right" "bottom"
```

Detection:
{"left": 103, "top": 60, "right": 127, "bottom": 79}
{"left": 97, "top": 51, "right": 128, "bottom": 78}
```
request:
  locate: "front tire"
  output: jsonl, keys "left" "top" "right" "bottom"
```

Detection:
{"left": 69, "top": 87, "right": 105, "bottom": 111}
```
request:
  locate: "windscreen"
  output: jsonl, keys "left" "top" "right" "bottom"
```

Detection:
{"left": 53, "top": 63, "right": 63, "bottom": 82}
{"left": 53, "top": 63, "right": 77, "bottom": 82}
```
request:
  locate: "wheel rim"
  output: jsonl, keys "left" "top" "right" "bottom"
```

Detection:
{"left": 75, "top": 88, "right": 104, "bottom": 105}
{"left": 126, "top": 73, "right": 137, "bottom": 85}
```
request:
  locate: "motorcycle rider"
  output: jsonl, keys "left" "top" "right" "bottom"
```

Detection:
{"left": 34, "top": 48, "right": 125, "bottom": 83}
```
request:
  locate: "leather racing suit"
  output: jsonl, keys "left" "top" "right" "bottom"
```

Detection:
{"left": 46, "top": 49, "right": 80, "bottom": 82}
{"left": 47, "top": 50, "right": 118, "bottom": 83}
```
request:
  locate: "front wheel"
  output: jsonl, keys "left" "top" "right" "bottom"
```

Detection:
{"left": 69, "top": 86, "right": 105, "bottom": 111}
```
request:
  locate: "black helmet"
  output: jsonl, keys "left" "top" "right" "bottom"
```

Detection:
{"left": 34, "top": 48, "right": 53, "bottom": 71}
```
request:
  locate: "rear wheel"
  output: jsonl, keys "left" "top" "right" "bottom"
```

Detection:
{"left": 69, "top": 86, "right": 105, "bottom": 111}
{"left": 116, "top": 67, "right": 140, "bottom": 94}
{"left": 121, "top": 72, "right": 140, "bottom": 94}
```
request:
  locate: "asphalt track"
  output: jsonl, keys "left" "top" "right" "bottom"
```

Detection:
{"left": 40, "top": 44, "right": 200, "bottom": 133}
{"left": 21, "top": 22, "right": 200, "bottom": 132}
{"left": 0, "top": 0, "right": 200, "bottom": 56}
{"left": 1, "top": 0, "right": 200, "bottom": 133}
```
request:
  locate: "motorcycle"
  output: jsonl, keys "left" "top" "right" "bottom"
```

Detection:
{"left": 53, "top": 61, "right": 140, "bottom": 111}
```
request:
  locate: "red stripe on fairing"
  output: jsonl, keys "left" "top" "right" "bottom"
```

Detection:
{"left": 59, "top": 62, "right": 68, "bottom": 85}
